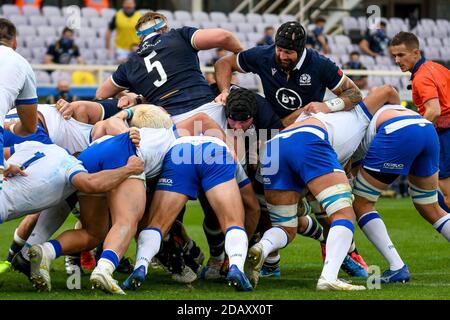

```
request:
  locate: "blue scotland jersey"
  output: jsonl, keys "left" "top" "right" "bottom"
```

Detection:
{"left": 111, "top": 27, "right": 214, "bottom": 116}
{"left": 237, "top": 46, "right": 343, "bottom": 118}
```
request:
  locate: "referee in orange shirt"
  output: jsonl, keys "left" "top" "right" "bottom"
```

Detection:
{"left": 390, "top": 31, "right": 450, "bottom": 212}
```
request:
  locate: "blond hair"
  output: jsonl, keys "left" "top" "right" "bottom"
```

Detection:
{"left": 129, "top": 104, "right": 173, "bottom": 129}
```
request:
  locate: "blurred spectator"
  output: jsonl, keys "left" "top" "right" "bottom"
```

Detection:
{"left": 204, "top": 63, "right": 215, "bottom": 85}
{"left": 84, "top": 0, "right": 110, "bottom": 12}
{"left": 72, "top": 70, "right": 97, "bottom": 85}
{"left": 105, "top": 0, "right": 142, "bottom": 63}
{"left": 46, "top": 80, "right": 78, "bottom": 104}
{"left": 305, "top": 17, "right": 330, "bottom": 54}
{"left": 359, "top": 21, "right": 390, "bottom": 57}
{"left": 44, "top": 27, "right": 84, "bottom": 65}
{"left": 127, "top": 42, "right": 140, "bottom": 60}
{"left": 15, "top": 0, "right": 42, "bottom": 9}
{"left": 257, "top": 26, "right": 274, "bottom": 46}
{"left": 342, "top": 51, "right": 368, "bottom": 89}
{"left": 204, "top": 63, "right": 238, "bottom": 86}
{"left": 208, "top": 48, "right": 228, "bottom": 65}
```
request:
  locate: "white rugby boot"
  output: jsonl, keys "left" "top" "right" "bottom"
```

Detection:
{"left": 316, "top": 276, "right": 366, "bottom": 291}
{"left": 90, "top": 266, "right": 125, "bottom": 295}
{"left": 29, "top": 244, "right": 53, "bottom": 292}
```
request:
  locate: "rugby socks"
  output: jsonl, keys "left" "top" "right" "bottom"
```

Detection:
{"left": 6, "top": 228, "right": 26, "bottom": 262}
{"left": 298, "top": 215, "right": 324, "bottom": 241}
{"left": 259, "top": 227, "right": 288, "bottom": 262}
{"left": 262, "top": 253, "right": 281, "bottom": 273}
{"left": 134, "top": 228, "right": 162, "bottom": 275}
{"left": 348, "top": 239, "right": 356, "bottom": 254}
{"left": 97, "top": 249, "right": 119, "bottom": 275}
{"left": 358, "top": 211, "right": 404, "bottom": 271}
{"left": 433, "top": 215, "right": 450, "bottom": 241}
{"left": 438, "top": 191, "right": 450, "bottom": 213}
{"left": 203, "top": 220, "right": 225, "bottom": 258}
{"left": 224, "top": 226, "right": 248, "bottom": 272}
{"left": 320, "top": 220, "right": 354, "bottom": 282}
{"left": 44, "top": 240, "right": 62, "bottom": 260}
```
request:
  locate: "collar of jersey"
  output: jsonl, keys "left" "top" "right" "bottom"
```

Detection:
{"left": 143, "top": 32, "right": 159, "bottom": 42}
{"left": 294, "top": 49, "right": 308, "bottom": 70}
{"left": 410, "top": 57, "right": 426, "bottom": 79}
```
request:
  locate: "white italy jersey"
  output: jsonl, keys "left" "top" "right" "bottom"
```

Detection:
{"left": 0, "top": 45, "right": 37, "bottom": 122}
{"left": 0, "top": 141, "right": 86, "bottom": 223}
{"left": 139, "top": 126, "right": 178, "bottom": 179}
{"left": 352, "top": 104, "right": 413, "bottom": 163}
{"left": 170, "top": 134, "right": 229, "bottom": 149}
{"left": 37, "top": 104, "right": 93, "bottom": 154}
{"left": 296, "top": 104, "right": 371, "bottom": 166}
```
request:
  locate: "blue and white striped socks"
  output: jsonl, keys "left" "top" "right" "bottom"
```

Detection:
{"left": 433, "top": 215, "right": 450, "bottom": 241}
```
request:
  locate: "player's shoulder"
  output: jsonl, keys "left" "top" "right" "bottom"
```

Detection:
{"left": 4, "top": 47, "right": 33, "bottom": 70}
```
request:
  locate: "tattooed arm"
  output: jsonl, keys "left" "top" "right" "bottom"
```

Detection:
{"left": 331, "top": 75, "right": 363, "bottom": 110}
{"left": 302, "top": 75, "right": 363, "bottom": 114}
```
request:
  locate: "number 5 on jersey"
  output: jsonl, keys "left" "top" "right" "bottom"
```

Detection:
{"left": 144, "top": 51, "right": 167, "bottom": 87}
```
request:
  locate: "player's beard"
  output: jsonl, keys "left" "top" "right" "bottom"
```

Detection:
{"left": 275, "top": 55, "right": 297, "bottom": 72}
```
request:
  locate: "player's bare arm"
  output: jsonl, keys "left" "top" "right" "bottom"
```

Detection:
{"left": 303, "top": 75, "right": 363, "bottom": 114}
{"left": 176, "top": 112, "right": 227, "bottom": 142}
{"left": 192, "top": 29, "right": 243, "bottom": 54}
{"left": 96, "top": 77, "right": 125, "bottom": 100}
{"left": 422, "top": 98, "right": 441, "bottom": 124}
{"left": 14, "top": 104, "right": 38, "bottom": 136}
{"left": 71, "top": 156, "right": 144, "bottom": 194}
{"left": 333, "top": 76, "right": 363, "bottom": 108}
{"left": 214, "top": 54, "right": 242, "bottom": 104}
{"left": 56, "top": 99, "right": 104, "bottom": 124}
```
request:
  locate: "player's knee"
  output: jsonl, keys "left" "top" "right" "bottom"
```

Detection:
{"left": 266, "top": 202, "right": 298, "bottom": 229}
{"left": 352, "top": 171, "right": 382, "bottom": 203}
{"left": 409, "top": 183, "right": 438, "bottom": 205}
{"left": 315, "top": 183, "right": 353, "bottom": 217}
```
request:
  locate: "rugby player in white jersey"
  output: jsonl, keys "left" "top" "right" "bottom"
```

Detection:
{"left": 351, "top": 88, "right": 450, "bottom": 284}
{"left": 0, "top": 18, "right": 38, "bottom": 188}
{"left": 29, "top": 106, "right": 232, "bottom": 294}
{"left": 247, "top": 85, "right": 400, "bottom": 291}
{"left": 0, "top": 99, "right": 123, "bottom": 274}
{"left": 0, "top": 140, "right": 144, "bottom": 226}
{"left": 121, "top": 132, "right": 252, "bottom": 292}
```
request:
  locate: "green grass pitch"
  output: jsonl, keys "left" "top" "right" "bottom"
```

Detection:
{"left": 0, "top": 198, "right": 448, "bottom": 300}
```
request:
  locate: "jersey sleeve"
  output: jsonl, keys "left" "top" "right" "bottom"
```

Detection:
{"left": 236, "top": 47, "right": 261, "bottom": 73}
{"left": 176, "top": 27, "right": 200, "bottom": 51}
{"left": 413, "top": 72, "right": 439, "bottom": 104}
{"left": 66, "top": 159, "right": 88, "bottom": 184}
{"left": 235, "top": 163, "right": 251, "bottom": 188}
{"left": 15, "top": 63, "right": 38, "bottom": 105}
{"left": 111, "top": 63, "right": 130, "bottom": 89}
{"left": 319, "top": 56, "right": 344, "bottom": 91}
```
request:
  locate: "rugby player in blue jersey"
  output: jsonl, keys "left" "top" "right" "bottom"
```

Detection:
{"left": 96, "top": 12, "right": 243, "bottom": 127}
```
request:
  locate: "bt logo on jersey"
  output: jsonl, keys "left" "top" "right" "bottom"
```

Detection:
{"left": 275, "top": 88, "right": 302, "bottom": 110}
